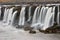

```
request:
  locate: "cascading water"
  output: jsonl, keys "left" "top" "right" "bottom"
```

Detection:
{"left": 6, "top": 7, "right": 14, "bottom": 25}
{"left": 50, "top": 7, "right": 55, "bottom": 26}
{"left": 10, "top": 11, "right": 18, "bottom": 25}
{"left": 42, "top": 7, "right": 55, "bottom": 30}
{"left": 27, "top": 6, "right": 32, "bottom": 22}
{"left": 0, "top": 5, "right": 59, "bottom": 32}
{"left": 37, "top": 7, "right": 48, "bottom": 29}
{"left": 39, "top": 7, "right": 45, "bottom": 24}
{"left": 57, "top": 6, "right": 60, "bottom": 25}
{"left": 31, "top": 6, "right": 40, "bottom": 29}
{"left": 3, "top": 8, "right": 9, "bottom": 23}
{"left": 18, "top": 6, "right": 26, "bottom": 26}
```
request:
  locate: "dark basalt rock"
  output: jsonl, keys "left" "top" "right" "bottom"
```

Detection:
{"left": 39, "top": 23, "right": 60, "bottom": 34}
{"left": 29, "top": 30, "right": 36, "bottom": 34}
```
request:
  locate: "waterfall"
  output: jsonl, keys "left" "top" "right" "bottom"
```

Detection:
{"left": 39, "top": 7, "right": 45, "bottom": 24}
{"left": 31, "top": 6, "right": 40, "bottom": 28}
{"left": 42, "top": 7, "right": 55, "bottom": 30}
{"left": 57, "top": 6, "right": 60, "bottom": 25}
{"left": 3, "top": 8, "right": 9, "bottom": 23}
{"left": 27, "top": 6, "right": 32, "bottom": 22}
{"left": 50, "top": 7, "right": 55, "bottom": 26}
{"left": 10, "top": 11, "right": 18, "bottom": 25}
{"left": 18, "top": 6, "right": 26, "bottom": 26}
{"left": 37, "top": 7, "right": 49, "bottom": 29}
{"left": 6, "top": 7, "right": 14, "bottom": 25}
{"left": 0, "top": 5, "right": 59, "bottom": 31}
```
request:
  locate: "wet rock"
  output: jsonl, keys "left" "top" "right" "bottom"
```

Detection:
{"left": 45, "top": 23, "right": 60, "bottom": 33}
{"left": 29, "top": 30, "right": 36, "bottom": 34}
{"left": 39, "top": 23, "right": 60, "bottom": 34}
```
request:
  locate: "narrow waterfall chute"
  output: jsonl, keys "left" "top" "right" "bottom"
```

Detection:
{"left": 41, "top": 7, "right": 49, "bottom": 24}
{"left": 10, "top": 11, "right": 18, "bottom": 25}
{"left": 57, "top": 6, "right": 60, "bottom": 25}
{"left": 7, "top": 7, "right": 14, "bottom": 25}
{"left": 18, "top": 6, "right": 26, "bottom": 26}
{"left": 27, "top": 6, "right": 32, "bottom": 22}
{"left": 50, "top": 7, "right": 55, "bottom": 26}
{"left": 31, "top": 6, "right": 40, "bottom": 28}
{"left": 3, "top": 8, "right": 9, "bottom": 23}
{"left": 38, "top": 7, "right": 44, "bottom": 23}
